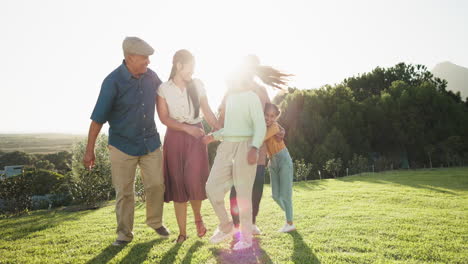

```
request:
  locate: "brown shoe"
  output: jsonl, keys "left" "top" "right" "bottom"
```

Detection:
{"left": 195, "top": 220, "right": 207, "bottom": 238}
{"left": 155, "top": 226, "right": 170, "bottom": 238}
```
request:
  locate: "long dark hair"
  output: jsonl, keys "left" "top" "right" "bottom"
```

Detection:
{"left": 169, "top": 49, "right": 200, "bottom": 118}
{"left": 221, "top": 55, "right": 291, "bottom": 108}
{"left": 254, "top": 65, "right": 291, "bottom": 89}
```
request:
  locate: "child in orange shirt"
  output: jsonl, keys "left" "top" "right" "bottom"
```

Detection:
{"left": 264, "top": 103, "right": 295, "bottom": 232}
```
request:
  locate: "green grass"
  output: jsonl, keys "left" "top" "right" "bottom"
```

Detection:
{"left": 0, "top": 134, "right": 85, "bottom": 154}
{"left": 0, "top": 168, "right": 467, "bottom": 264}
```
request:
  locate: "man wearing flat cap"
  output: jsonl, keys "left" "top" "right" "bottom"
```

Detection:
{"left": 84, "top": 36, "right": 170, "bottom": 246}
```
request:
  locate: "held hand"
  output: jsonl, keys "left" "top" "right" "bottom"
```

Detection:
{"left": 202, "top": 135, "right": 214, "bottom": 145}
{"left": 247, "top": 147, "right": 258, "bottom": 165}
{"left": 83, "top": 150, "right": 96, "bottom": 170}
{"left": 185, "top": 125, "right": 205, "bottom": 138}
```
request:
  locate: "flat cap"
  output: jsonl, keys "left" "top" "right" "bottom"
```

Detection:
{"left": 122, "top": 37, "right": 154, "bottom": 56}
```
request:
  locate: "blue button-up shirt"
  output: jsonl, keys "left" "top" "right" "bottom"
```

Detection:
{"left": 90, "top": 61, "right": 162, "bottom": 156}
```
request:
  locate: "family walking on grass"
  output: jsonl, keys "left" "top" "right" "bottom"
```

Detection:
{"left": 83, "top": 36, "right": 296, "bottom": 251}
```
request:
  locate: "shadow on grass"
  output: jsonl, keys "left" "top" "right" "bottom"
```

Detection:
{"left": 159, "top": 241, "right": 183, "bottom": 264}
{"left": 210, "top": 237, "right": 274, "bottom": 264}
{"left": 336, "top": 168, "right": 468, "bottom": 195}
{"left": 119, "top": 238, "right": 164, "bottom": 264}
{"left": 86, "top": 244, "right": 126, "bottom": 264}
{"left": 0, "top": 209, "right": 93, "bottom": 241}
{"left": 181, "top": 240, "right": 204, "bottom": 264}
{"left": 287, "top": 231, "right": 320, "bottom": 264}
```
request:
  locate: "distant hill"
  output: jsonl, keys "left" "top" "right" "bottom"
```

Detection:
{"left": 431, "top": 61, "right": 468, "bottom": 100}
{"left": 0, "top": 133, "right": 86, "bottom": 154}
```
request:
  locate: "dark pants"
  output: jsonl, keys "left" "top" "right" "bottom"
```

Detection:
{"left": 230, "top": 165, "right": 266, "bottom": 227}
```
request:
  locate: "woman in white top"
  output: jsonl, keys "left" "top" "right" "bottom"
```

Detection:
{"left": 157, "top": 49, "right": 220, "bottom": 243}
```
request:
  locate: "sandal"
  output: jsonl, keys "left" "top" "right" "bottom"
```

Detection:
{"left": 195, "top": 219, "right": 207, "bottom": 238}
{"left": 175, "top": 234, "right": 188, "bottom": 243}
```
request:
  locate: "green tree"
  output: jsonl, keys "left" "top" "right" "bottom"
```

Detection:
{"left": 33, "top": 160, "right": 55, "bottom": 171}
{"left": 273, "top": 62, "right": 468, "bottom": 176}
{"left": 440, "top": 136, "right": 463, "bottom": 167}
{"left": 0, "top": 151, "right": 36, "bottom": 168}
{"left": 424, "top": 145, "right": 435, "bottom": 169}
{"left": 321, "top": 128, "right": 351, "bottom": 165}
{"left": 43, "top": 151, "right": 72, "bottom": 174}
{"left": 349, "top": 154, "right": 368, "bottom": 175}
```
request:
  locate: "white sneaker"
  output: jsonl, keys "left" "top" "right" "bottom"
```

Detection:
{"left": 278, "top": 224, "right": 288, "bottom": 232}
{"left": 279, "top": 224, "right": 296, "bottom": 233}
{"left": 209, "top": 227, "right": 233, "bottom": 244}
{"left": 252, "top": 224, "right": 262, "bottom": 235}
{"left": 233, "top": 240, "right": 252, "bottom": 251}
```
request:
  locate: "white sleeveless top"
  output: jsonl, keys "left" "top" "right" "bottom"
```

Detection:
{"left": 157, "top": 78, "right": 206, "bottom": 124}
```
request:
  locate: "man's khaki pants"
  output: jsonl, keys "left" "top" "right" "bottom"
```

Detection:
{"left": 206, "top": 140, "right": 257, "bottom": 244}
{"left": 109, "top": 145, "right": 165, "bottom": 241}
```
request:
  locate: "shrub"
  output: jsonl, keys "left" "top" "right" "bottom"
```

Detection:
{"left": 293, "top": 159, "right": 313, "bottom": 181}
{"left": 33, "top": 160, "right": 55, "bottom": 171}
{"left": 0, "top": 168, "right": 68, "bottom": 213}
{"left": 0, "top": 174, "right": 33, "bottom": 213}
{"left": 325, "top": 158, "right": 342, "bottom": 178}
{"left": 68, "top": 134, "right": 113, "bottom": 208}
{"left": 25, "top": 168, "right": 65, "bottom": 195}
{"left": 349, "top": 154, "right": 368, "bottom": 175}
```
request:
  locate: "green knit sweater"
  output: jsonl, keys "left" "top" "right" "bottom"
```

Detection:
{"left": 212, "top": 90, "right": 266, "bottom": 148}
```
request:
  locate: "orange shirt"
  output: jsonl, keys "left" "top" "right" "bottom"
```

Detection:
{"left": 264, "top": 122, "right": 286, "bottom": 157}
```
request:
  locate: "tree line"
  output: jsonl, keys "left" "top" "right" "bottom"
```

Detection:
{"left": 274, "top": 63, "right": 468, "bottom": 179}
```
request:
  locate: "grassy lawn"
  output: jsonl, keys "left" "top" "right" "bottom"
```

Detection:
{"left": 0, "top": 168, "right": 467, "bottom": 264}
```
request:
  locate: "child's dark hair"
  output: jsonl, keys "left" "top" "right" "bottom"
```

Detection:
{"left": 264, "top": 103, "right": 281, "bottom": 117}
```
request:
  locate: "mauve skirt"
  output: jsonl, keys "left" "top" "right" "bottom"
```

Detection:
{"left": 163, "top": 122, "right": 209, "bottom": 203}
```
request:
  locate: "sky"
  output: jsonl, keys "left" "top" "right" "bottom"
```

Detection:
{"left": 1, "top": 0, "right": 467, "bottom": 134}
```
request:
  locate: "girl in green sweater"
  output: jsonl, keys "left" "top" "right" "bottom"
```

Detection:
{"left": 203, "top": 55, "right": 290, "bottom": 250}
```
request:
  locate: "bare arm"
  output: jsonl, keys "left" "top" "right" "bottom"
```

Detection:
{"left": 83, "top": 121, "right": 103, "bottom": 169}
{"left": 200, "top": 96, "right": 221, "bottom": 131}
{"left": 156, "top": 95, "right": 204, "bottom": 138}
